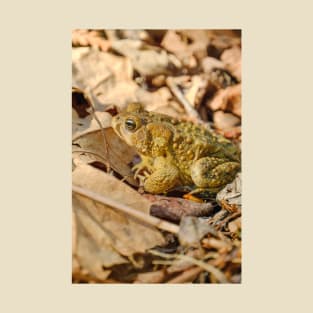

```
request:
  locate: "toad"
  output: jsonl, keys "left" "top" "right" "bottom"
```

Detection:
{"left": 112, "top": 103, "right": 241, "bottom": 195}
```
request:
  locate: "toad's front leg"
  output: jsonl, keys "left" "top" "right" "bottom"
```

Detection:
{"left": 132, "top": 155, "right": 154, "bottom": 179}
{"left": 143, "top": 157, "right": 181, "bottom": 194}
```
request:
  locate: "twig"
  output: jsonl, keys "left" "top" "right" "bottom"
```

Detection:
{"left": 219, "top": 211, "right": 241, "bottom": 230}
{"left": 149, "top": 249, "right": 228, "bottom": 283}
{"left": 72, "top": 149, "right": 109, "bottom": 164}
{"left": 72, "top": 185, "right": 179, "bottom": 234}
{"left": 166, "top": 76, "right": 203, "bottom": 124}
{"left": 85, "top": 88, "right": 111, "bottom": 173}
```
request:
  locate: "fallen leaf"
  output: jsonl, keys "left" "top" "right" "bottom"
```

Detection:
{"left": 134, "top": 270, "right": 166, "bottom": 283}
{"left": 207, "top": 84, "right": 241, "bottom": 116}
{"left": 178, "top": 216, "right": 218, "bottom": 247}
{"left": 228, "top": 217, "right": 241, "bottom": 233}
{"left": 72, "top": 47, "right": 133, "bottom": 110}
{"left": 161, "top": 30, "right": 197, "bottom": 68}
{"left": 207, "top": 31, "right": 241, "bottom": 59}
{"left": 111, "top": 39, "right": 182, "bottom": 76}
{"left": 72, "top": 105, "right": 138, "bottom": 186}
{"left": 72, "top": 110, "right": 112, "bottom": 140}
{"left": 72, "top": 29, "right": 111, "bottom": 52}
{"left": 178, "top": 30, "right": 210, "bottom": 60}
{"left": 213, "top": 111, "right": 241, "bottom": 130}
{"left": 72, "top": 164, "right": 167, "bottom": 279}
{"left": 221, "top": 46, "right": 241, "bottom": 81}
{"left": 74, "top": 201, "right": 125, "bottom": 278}
{"left": 216, "top": 173, "right": 242, "bottom": 210}
{"left": 201, "top": 56, "right": 225, "bottom": 73}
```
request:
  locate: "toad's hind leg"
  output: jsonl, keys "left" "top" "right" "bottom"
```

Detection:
{"left": 190, "top": 157, "right": 240, "bottom": 191}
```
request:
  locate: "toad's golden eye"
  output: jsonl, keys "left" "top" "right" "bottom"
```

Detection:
{"left": 125, "top": 118, "right": 137, "bottom": 131}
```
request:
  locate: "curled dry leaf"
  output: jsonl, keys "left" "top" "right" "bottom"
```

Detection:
{"left": 216, "top": 173, "right": 242, "bottom": 211}
{"left": 228, "top": 217, "right": 241, "bottom": 234}
{"left": 134, "top": 270, "right": 166, "bottom": 283}
{"left": 72, "top": 29, "right": 111, "bottom": 52}
{"left": 72, "top": 48, "right": 133, "bottom": 110}
{"left": 72, "top": 106, "right": 138, "bottom": 186}
{"left": 208, "top": 84, "right": 241, "bottom": 116}
{"left": 135, "top": 86, "right": 173, "bottom": 112}
{"left": 72, "top": 164, "right": 166, "bottom": 277}
{"left": 73, "top": 128, "right": 138, "bottom": 187}
{"left": 178, "top": 216, "right": 218, "bottom": 248}
{"left": 213, "top": 110, "right": 241, "bottom": 131}
{"left": 207, "top": 31, "right": 241, "bottom": 59}
{"left": 167, "top": 266, "right": 203, "bottom": 283}
{"left": 221, "top": 46, "right": 242, "bottom": 81}
{"left": 72, "top": 86, "right": 92, "bottom": 118}
{"left": 184, "top": 75, "right": 207, "bottom": 107}
{"left": 161, "top": 30, "right": 197, "bottom": 68}
{"left": 201, "top": 56, "right": 225, "bottom": 74}
{"left": 178, "top": 30, "right": 210, "bottom": 60}
{"left": 73, "top": 204, "right": 124, "bottom": 280}
{"left": 72, "top": 110, "right": 112, "bottom": 140}
{"left": 111, "top": 39, "right": 182, "bottom": 76}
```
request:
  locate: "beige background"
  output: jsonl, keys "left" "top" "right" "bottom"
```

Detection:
{"left": 1, "top": 0, "right": 312, "bottom": 312}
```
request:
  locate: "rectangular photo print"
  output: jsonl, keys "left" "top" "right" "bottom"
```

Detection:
{"left": 72, "top": 29, "right": 242, "bottom": 284}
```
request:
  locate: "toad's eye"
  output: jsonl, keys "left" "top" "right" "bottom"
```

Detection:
{"left": 125, "top": 118, "right": 137, "bottom": 131}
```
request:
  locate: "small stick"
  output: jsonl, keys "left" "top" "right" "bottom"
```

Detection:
{"left": 85, "top": 88, "right": 111, "bottom": 173}
{"left": 166, "top": 77, "right": 203, "bottom": 124}
{"left": 149, "top": 249, "right": 228, "bottom": 283}
{"left": 72, "top": 185, "right": 180, "bottom": 234}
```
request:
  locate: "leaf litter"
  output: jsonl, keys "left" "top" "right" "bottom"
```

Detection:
{"left": 72, "top": 29, "right": 242, "bottom": 283}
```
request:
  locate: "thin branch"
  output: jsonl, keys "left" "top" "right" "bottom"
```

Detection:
{"left": 85, "top": 88, "right": 111, "bottom": 172}
{"left": 166, "top": 76, "right": 204, "bottom": 125}
{"left": 72, "top": 185, "right": 179, "bottom": 234}
{"left": 149, "top": 249, "right": 228, "bottom": 283}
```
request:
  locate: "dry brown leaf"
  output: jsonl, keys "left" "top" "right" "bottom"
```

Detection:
{"left": 178, "top": 30, "right": 210, "bottom": 60}
{"left": 134, "top": 270, "right": 166, "bottom": 283}
{"left": 98, "top": 80, "right": 139, "bottom": 109}
{"left": 201, "top": 56, "right": 225, "bottom": 73}
{"left": 178, "top": 216, "right": 218, "bottom": 248}
{"left": 167, "top": 266, "right": 203, "bottom": 283}
{"left": 72, "top": 110, "right": 112, "bottom": 140}
{"left": 213, "top": 111, "right": 241, "bottom": 130}
{"left": 208, "top": 84, "right": 241, "bottom": 116}
{"left": 228, "top": 217, "right": 241, "bottom": 233}
{"left": 207, "top": 31, "right": 241, "bottom": 59}
{"left": 136, "top": 86, "right": 171, "bottom": 107}
{"left": 72, "top": 48, "right": 133, "bottom": 109}
{"left": 72, "top": 87, "right": 92, "bottom": 118}
{"left": 73, "top": 163, "right": 148, "bottom": 213}
{"left": 216, "top": 173, "right": 242, "bottom": 210}
{"left": 221, "top": 46, "right": 241, "bottom": 81}
{"left": 72, "top": 109, "right": 138, "bottom": 186}
{"left": 72, "top": 29, "right": 111, "bottom": 52}
{"left": 72, "top": 164, "right": 165, "bottom": 272}
{"left": 161, "top": 30, "right": 197, "bottom": 68}
{"left": 73, "top": 201, "right": 125, "bottom": 278}
{"left": 111, "top": 39, "right": 182, "bottom": 76}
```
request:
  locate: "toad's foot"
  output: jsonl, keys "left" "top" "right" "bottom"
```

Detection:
{"left": 132, "top": 156, "right": 154, "bottom": 179}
